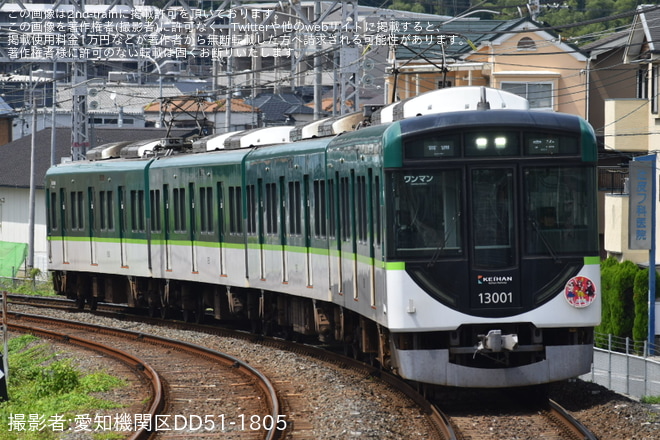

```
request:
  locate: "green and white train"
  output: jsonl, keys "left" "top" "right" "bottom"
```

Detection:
{"left": 46, "top": 87, "right": 601, "bottom": 388}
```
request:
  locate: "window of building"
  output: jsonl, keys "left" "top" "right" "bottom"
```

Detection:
{"left": 501, "top": 82, "right": 553, "bottom": 109}
{"left": 517, "top": 37, "right": 536, "bottom": 51}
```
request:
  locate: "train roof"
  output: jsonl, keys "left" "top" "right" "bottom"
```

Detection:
{"left": 148, "top": 147, "right": 252, "bottom": 169}
{"left": 244, "top": 137, "right": 334, "bottom": 161}
{"left": 397, "top": 108, "right": 585, "bottom": 135}
{"left": 46, "top": 156, "right": 153, "bottom": 177}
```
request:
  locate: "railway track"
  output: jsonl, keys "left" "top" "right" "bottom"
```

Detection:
{"left": 7, "top": 294, "right": 454, "bottom": 439}
{"left": 7, "top": 310, "right": 283, "bottom": 440}
{"left": 436, "top": 388, "right": 598, "bottom": 440}
{"left": 6, "top": 294, "right": 598, "bottom": 440}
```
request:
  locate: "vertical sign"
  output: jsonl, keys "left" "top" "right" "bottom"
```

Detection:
{"left": 629, "top": 155, "right": 657, "bottom": 355}
{"left": 629, "top": 159, "right": 654, "bottom": 249}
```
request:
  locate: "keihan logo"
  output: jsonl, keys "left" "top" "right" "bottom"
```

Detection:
{"left": 478, "top": 275, "right": 513, "bottom": 285}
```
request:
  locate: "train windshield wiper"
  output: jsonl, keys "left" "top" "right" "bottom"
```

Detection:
{"left": 427, "top": 213, "right": 460, "bottom": 268}
{"left": 528, "top": 216, "right": 561, "bottom": 263}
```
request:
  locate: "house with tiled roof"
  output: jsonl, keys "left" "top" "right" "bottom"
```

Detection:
{"left": 602, "top": 4, "right": 660, "bottom": 265}
{"left": 387, "top": 17, "right": 590, "bottom": 117}
{"left": 144, "top": 97, "right": 260, "bottom": 133}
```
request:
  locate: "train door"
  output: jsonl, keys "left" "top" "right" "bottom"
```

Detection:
{"left": 163, "top": 184, "right": 172, "bottom": 271}
{"left": 189, "top": 182, "right": 197, "bottom": 273}
{"left": 304, "top": 175, "right": 312, "bottom": 287}
{"left": 88, "top": 187, "right": 97, "bottom": 265}
{"left": 468, "top": 167, "right": 521, "bottom": 309}
{"left": 118, "top": 186, "right": 127, "bottom": 268}
{"left": 367, "top": 169, "right": 377, "bottom": 307}
{"left": 338, "top": 172, "right": 356, "bottom": 298}
{"left": 59, "top": 188, "right": 69, "bottom": 264}
{"left": 217, "top": 182, "right": 225, "bottom": 276}
{"left": 279, "top": 176, "right": 288, "bottom": 283}
{"left": 330, "top": 173, "right": 342, "bottom": 296}
{"left": 256, "top": 180, "right": 265, "bottom": 279}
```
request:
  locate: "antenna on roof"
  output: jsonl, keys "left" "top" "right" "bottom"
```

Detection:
{"left": 477, "top": 86, "right": 491, "bottom": 111}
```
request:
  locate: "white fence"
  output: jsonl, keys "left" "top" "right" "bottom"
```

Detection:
{"left": 581, "top": 334, "right": 660, "bottom": 398}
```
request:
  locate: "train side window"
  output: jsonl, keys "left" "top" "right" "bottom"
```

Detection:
{"left": 70, "top": 191, "right": 84, "bottom": 231}
{"left": 173, "top": 188, "right": 186, "bottom": 233}
{"left": 49, "top": 191, "right": 58, "bottom": 231}
{"left": 59, "top": 188, "right": 67, "bottom": 231}
{"left": 288, "top": 181, "right": 301, "bottom": 236}
{"left": 100, "top": 190, "right": 114, "bottom": 231}
{"left": 130, "top": 190, "right": 146, "bottom": 233}
{"left": 374, "top": 175, "right": 381, "bottom": 246}
{"left": 150, "top": 189, "right": 161, "bottom": 233}
{"left": 99, "top": 191, "right": 107, "bottom": 230}
{"left": 228, "top": 186, "right": 243, "bottom": 234}
{"left": 246, "top": 184, "right": 257, "bottom": 235}
{"left": 313, "top": 180, "right": 326, "bottom": 238}
{"left": 328, "top": 178, "right": 336, "bottom": 239}
{"left": 216, "top": 182, "right": 224, "bottom": 238}
{"left": 265, "top": 182, "right": 278, "bottom": 235}
{"left": 199, "top": 186, "right": 213, "bottom": 234}
{"left": 340, "top": 177, "right": 350, "bottom": 241}
{"left": 356, "top": 175, "right": 367, "bottom": 243}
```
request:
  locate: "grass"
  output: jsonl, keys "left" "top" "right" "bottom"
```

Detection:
{"left": 0, "top": 272, "right": 56, "bottom": 297}
{"left": 641, "top": 395, "right": 660, "bottom": 404}
{"left": 0, "top": 334, "right": 128, "bottom": 439}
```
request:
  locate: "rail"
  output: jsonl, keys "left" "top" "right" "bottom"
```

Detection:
{"left": 8, "top": 318, "right": 164, "bottom": 440}
{"left": 9, "top": 312, "right": 284, "bottom": 440}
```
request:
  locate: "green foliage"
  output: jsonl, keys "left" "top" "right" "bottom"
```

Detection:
{"left": 641, "top": 395, "right": 660, "bottom": 404}
{"left": 0, "top": 335, "right": 127, "bottom": 440}
{"left": 597, "top": 257, "right": 619, "bottom": 336}
{"left": 633, "top": 268, "right": 650, "bottom": 343}
{"left": 610, "top": 260, "right": 638, "bottom": 338}
{"left": 598, "top": 258, "right": 639, "bottom": 339}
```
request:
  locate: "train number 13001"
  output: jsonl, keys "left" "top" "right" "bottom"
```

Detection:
{"left": 477, "top": 292, "right": 513, "bottom": 305}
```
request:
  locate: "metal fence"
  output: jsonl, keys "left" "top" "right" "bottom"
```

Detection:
{"left": 581, "top": 333, "right": 660, "bottom": 398}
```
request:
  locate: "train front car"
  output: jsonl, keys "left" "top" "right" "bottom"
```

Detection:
{"left": 384, "top": 109, "right": 600, "bottom": 388}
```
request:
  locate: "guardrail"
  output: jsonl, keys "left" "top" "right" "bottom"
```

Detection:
{"left": 582, "top": 333, "right": 660, "bottom": 398}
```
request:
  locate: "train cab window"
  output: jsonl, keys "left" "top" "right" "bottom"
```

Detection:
{"left": 524, "top": 167, "right": 598, "bottom": 255}
{"left": 173, "top": 188, "right": 186, "bottom": 233}
{"left": 391, "top": 170, "right": 462, "bottom": 257}
{"left": 471, "top": 168, "right": 515, "bottom": 268}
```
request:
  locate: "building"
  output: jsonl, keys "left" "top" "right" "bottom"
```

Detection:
{"left": 387, "top": 16, "right": 590, "bottom": 117}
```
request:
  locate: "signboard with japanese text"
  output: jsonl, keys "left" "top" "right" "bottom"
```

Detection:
{"left": 629, "top": 156, "right": 656, "bottom": 250}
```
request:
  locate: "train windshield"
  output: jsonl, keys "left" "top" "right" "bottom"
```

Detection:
{"left": 524, "top": 166, "right": 598, "bottom": 255}
{"left": 391, "top": 170, "right": 462, "bottom": 257}
{"left": 389, "top": 165, "right": 598, "bottom": 260}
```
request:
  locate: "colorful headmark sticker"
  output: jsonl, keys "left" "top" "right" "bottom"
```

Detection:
{"left": 564, "top": 276, "right": 596, "bottom": 308}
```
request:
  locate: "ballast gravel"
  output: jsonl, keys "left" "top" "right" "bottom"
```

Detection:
{"left": 11, "top": 304, "right": 660, "bottom": 439}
